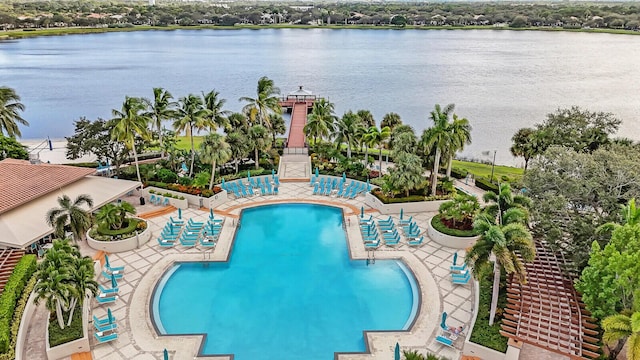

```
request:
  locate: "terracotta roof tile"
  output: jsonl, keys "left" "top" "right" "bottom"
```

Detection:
{"left": 0, "top": 159, "right": 95, "bottom": 214}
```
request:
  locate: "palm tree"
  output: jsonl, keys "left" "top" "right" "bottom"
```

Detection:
{"left": 465, "top": 209, "right": 535, "bottom": 325}
{"left": 46, "top": 194, "right": 94, "bottom": 242}
{"left": 482, "top": 183, "right": 532, "bottom": 224}
{"left": 226, "top": 131, "right": 250, "bottom": 174}
{"left": 421, "top": 103, "right": 455, "bottom": 196}
{"left": 269, "top": 113, "right": 286, "bottom": 143}
{"left": 388, "top": 152, "right": 424, "bottom": 197}
{"left": 240, "top": 76, "right": 282, "bottom": 129}
{"left": 226, "top": 112, "right": 249, "bottom": 133}
{"left": 602, "top": 310, "right": 640, "bottom": 360}
{"left": 143, "top": 87, "right": 176, "bottom": 157}
{"left": 598, "top": 198, "right": 640, "bottom": 234}
{"left": 510, "top": 128, "right": 537, "bottom": 171}
{"left": 96, "top": 202, "right": 136, "bottom": 230}
{"left": 381, "top": 112, "right": 402, "bottom": 130}
{"left": 304, "top": 98, "right": 336, "bottom": 146}
{"left": 200, "top": 133, "right": 231, "bottom": 189}
{"left": 444, "top": 114, "right": 472, "bottom": 178}
{"left": 247, "top": 125, "right": 272, "bottom": 170}
{"left": 34, "top": 264, "right": 73, "bottom": 329}
{"left": 333, "top": 111, "right": 363, "bottom": 158}
{"left": 111, "top": 96, "right": 151, "bottom": 183}
{"left": 0, "top": 86, "right": 29, "bottom": 138}
{"left": 202, "top": 90, "right": 230, "bottom": 131}
{"left": 65, "top": 256, "right": 98, "bottom": 326}
{"left": 363, "top": 125, "right": 391, "bottom": 176}
{"left": 357, "top": 109, "right": 375, "bottom": 128}
{"left": 174, "top": 94, "right": 210, "bottom": 177}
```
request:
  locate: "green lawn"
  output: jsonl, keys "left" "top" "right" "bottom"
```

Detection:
{"left": 452, "top": 160, "right": 523, "bottom": 181}
{"left": 175, "top": 136, "right": 204, "bottom": 151}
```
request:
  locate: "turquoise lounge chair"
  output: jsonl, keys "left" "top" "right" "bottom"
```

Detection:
{"left": 385, "top": 234, "right": 401, "bottom": 246}
{"left": 93, "top": 314, "right": 116, "bottom": 326}
{"left": 359, "top": 215, "right": 373, "bottom": 224}
{"left": 399, "top": 216, "right": 413, "bottom": 225}
{"left": 104, "top": 255, "right": 124, "bottom": 273}
{"left": 94, "top": 321, "right": 117, "bottom": 333}
{"left": 452, "top": 271, "right": 471, "bottom": 285}
{"left": 199, "top": 236, "right": 216, "bottom": 247}
{"left": 157, "top": 238, "right": 175, "bottom": 247}
{"left": 98, "top": 284, "right": 118, "bottom": 294}
{"left": 96, "top": 293, "right": 118, "bottom": 304}
{"left": 435, "top": 335, "right": 454, "bottom": 347}
{"left": 102, "top": 270, "right": 122, "bottom": 280}
{"left": 450, "top": 253, "right": 468, "bottom": 272}
{"left": 95, "top": 332, "right": 118, "bottom": 343}
{"left": 408, "top": 236, "right": 425, "bottom": 246}
{"left": 365, "top": 239, "right": 380, "bottom": 248}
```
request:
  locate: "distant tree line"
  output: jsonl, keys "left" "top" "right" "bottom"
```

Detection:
{"left": 1, "top": 1, "right": 640, "bottom": 31}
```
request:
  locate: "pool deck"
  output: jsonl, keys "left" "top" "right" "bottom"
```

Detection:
{"left": 27, "top": 181, "right": 474, "bottom": 360}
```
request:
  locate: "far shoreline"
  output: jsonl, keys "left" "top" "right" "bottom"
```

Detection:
{"left": 2, "top": 23, "right": 639, "bottom": 41}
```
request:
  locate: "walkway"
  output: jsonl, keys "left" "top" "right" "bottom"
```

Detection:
{"left": 79, "top": 182, "right": 474, "bottom": 360}
{"left": 286, "top": 102, "right": 309, "bottom": 148}
{"left": 277, "top": 154, "right": 310, "bottom": 180}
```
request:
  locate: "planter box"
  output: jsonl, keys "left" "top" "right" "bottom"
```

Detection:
{"left": 143, "top": 186, "right": 228, "bottom": 209}
{"left": 45, "top": 300, "right": 90, "bottom": 360}
{"left": 364, "top": 191, "right": 447, "bottom": 215}
{"left": 427, "top": 216, "right": 480, "bottom": 249}
{"left": 87, "top": 217, "right": 152, "bottom": 253}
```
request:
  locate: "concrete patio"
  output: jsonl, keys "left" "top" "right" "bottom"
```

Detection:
{"left": 24, "top": 181, "right": 475, "bottom": 360}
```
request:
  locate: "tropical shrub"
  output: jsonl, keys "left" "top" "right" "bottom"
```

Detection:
{"left": 438, "top": 194, "right": 480, "bottom": 231}
{"left": 177, "top": 176, "right": 193, "bottom": 186}
{"left": 156, "top": 168, "right": 178, "bottom": 183}
{"left": 450, "top": 167, "right": 468, "bottom": 179}
{"left": 475, "top": 177, "right": 499, "bottom": 192}
{"left": 431, "top": 215, "right": 480, "bottom": 237}
{"left": 0, "top": 255, "right": 37, "bottom": 354}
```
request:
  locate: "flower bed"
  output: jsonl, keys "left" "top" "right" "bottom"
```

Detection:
{"left": 371, "top": 188, "right": 453, "bottom": 204}
{"left": 427, "top": 216, "right": 481, "bottom": 249}
{"left": 89, "top": 218, "right": 146, "bottom": 241}
{"left": 431, "top": 215, "right": 480, "bottom": 237}
{"left": 87, "top": 217, "right": 152, "bottom": 252}
{"left": 145, "top": 181, "right": 222, "bottom": 198}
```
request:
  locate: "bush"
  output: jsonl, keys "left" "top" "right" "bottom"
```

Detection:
{"left": 156, "top": 168, "right": 178, "bottom": 184}
{"left": 430, "top": 215, "right": 480, "bottom": 237}
{"left": 475, "top": 177, "right": 499, "bottom": 192}
{"left": 48, "top": 303, "right": 83, "bottom": 347}
{"left": 0, "top": 255, "right": 37, "bottom": 354}
{"left": 177, "top": 177, "right": 193, "bottom": 186}
{"left": 96, "top": 218, "right": 140, "bottom": 237}
{"left": 450, "top": 167, "right": 468, "bottom": 179}
{"left": 0, "top": 276, "right": 36, "bottom": 360}
{"left": 469, "top": 271, "right": 508, "bottom": 353}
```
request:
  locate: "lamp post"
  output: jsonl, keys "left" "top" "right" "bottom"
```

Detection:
{"left": 490, "top": 150, "right": 497, "bottom": 184}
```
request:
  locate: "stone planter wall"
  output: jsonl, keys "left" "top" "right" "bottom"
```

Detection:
{"left": 364, "top": 191, "right": 447, "bottom": 215}
{"left": 87, "top": 217, "right": 152, "bottom": 253}
{"left": 143, "top": 186, "right": 228, "bottom": 209}
{"left": 15, "top": 291, "right": 38, "bottom": 360}
{"left": 45, "top": 300, "right": 90, "bottom": 360}
{"left": 427, "top": 216, "right": 480, "bottom": 249}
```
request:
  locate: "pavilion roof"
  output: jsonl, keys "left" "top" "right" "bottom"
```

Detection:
{"left": 500, "top": 240, "right": 600, "bottom": 360}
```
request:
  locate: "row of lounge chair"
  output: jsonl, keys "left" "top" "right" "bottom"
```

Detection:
{"left": 359, "top": 215, "right": 425, "bottom": 247}
{"left": 96, "top": 255, "right": 123, "bottom": 306}
{"left": 312, "top": 177, "right": 369, "bottom": 199}
{"left": 149, "top": 194, "right": 170, "bottom": 206}
{"left": 435, "top": 311, "right": 466, "bottom": 347}
{"left": 450, "top": 252, "right": 471, "bottom": 285}
{"left": 157, "top": 216, "right": 225, "bottom": 248}
{"left": 222, "top": 177, "right": 279, "bottom": 198}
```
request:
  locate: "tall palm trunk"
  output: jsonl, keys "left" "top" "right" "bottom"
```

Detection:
{"left": 347, "top": 143, "right": 352, "bottom": 158}
{"left": 158, "top": 125, "right": 165, "bottom": 158}
{"left": 364, "top": 145, "right": 369, "bottom": 169}
{"left": 446, "top": 155, "right": 453, "bottom": 178}
{"left": 379, "top": 147, "right": 383, "bottom": 177}
{"left": 55, "top": 298, "right": 65, "bottom": 329}
{"left": 132, "top": 142, "right": 142, "bottom": 183}
{"left": 235, "top": 158, "right": 239, "bottom": 174}
{"left": 489, "top": 260, "right": 500, "bottom": 325}
{"left": 67, "top": 297, "right": 78, "bottom": 326}
{"left": 255, "top": 148, "right": 259, "bottom": 170}
{"left": 189, "top": 125, "right": 195, "bottom": 177}
{"left": 209, "top": 160, "right": 216, "bottom": 190}
{"left": 431, "top": 148, "right": 441, "bottom": 195}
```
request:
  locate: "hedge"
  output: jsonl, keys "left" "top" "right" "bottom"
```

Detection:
{"left": 372, "top": 190, "right": 453, "bottom": 204}
{"left": 450, "top": 167, "right": 468, "bottom": 179}
{"left": 430, "top": 215, "right": 480, "bottom": 237}
{"left": 96, "top": 218, "right": 140, "bottom": 236}
{"left": 0, "top": 255, "right": 37, "bottom": 354}
{"left": 475, "top": 177, "right": 499, "bottom": 193}
{"left": 0, "top": 276, "right": 36, "bottom": 360}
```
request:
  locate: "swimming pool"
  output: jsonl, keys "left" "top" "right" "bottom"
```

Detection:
{"left": 152, "top": 204, "right": 418, "bottom": 359}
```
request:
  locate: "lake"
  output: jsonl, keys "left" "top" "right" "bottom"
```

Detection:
{"left": 1, "top": 28, "right": 639, "bottom": 165}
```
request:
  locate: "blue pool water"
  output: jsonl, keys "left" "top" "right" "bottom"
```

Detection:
{"left": 153, "top": 204, "right": 417, "bottom": 359}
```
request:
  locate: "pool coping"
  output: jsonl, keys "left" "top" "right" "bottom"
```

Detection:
{"left": 131, "top": 201, "right": 442, "bottom": 360}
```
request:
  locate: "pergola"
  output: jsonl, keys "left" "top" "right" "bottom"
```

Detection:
{"left": 500, "top": 240, "right": 600, "bottom": 360}
{"left": 0, "top": 249, "right": 25, "bottom": 294}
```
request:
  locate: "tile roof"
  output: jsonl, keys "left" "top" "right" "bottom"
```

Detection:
{"left": 0, "top": 159, "right": 95, "bottom": 214}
